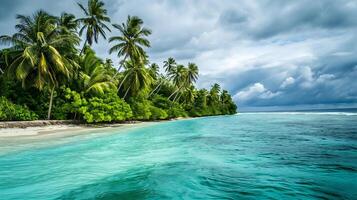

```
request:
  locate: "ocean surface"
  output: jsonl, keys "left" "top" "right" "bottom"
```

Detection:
{"left": 0, "top": 112, "right": 356, "bottom": 199}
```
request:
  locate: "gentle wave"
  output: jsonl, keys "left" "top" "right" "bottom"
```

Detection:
{"left": 238, "top": 112, "right": 357, "bottom": 116}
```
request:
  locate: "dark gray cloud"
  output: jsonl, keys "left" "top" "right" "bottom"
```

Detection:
{"left": 0, "top": 0, "right": 357, "bottom": 110}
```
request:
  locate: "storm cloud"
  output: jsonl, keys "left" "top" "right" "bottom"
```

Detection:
{"left": 1, "top": 0, "right": 357, "bottom": 111}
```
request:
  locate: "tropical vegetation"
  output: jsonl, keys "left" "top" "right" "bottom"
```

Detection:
{"left": 0, "top": 0, "right": 237, "bottom": 123}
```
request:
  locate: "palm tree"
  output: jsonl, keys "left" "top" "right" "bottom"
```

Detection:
{"left": 109, "top": 15, "right": 151, "bottom": 71}
{"left": 174, "top": 64, "right": 198, "bottom": 102}
{"left": 181, "top": 85, "right": 196, "bottom": 104}
{"left": 0, "top": 11, "right": 79, "bottom": 119}
{"left": 149, "top": 63, "right": 159, "bottom": 80}
{"left": 148, "top": 58, "right": 176, "bottom": 97}
{"left": 168, "top": 64, "right": 188, "bottom": 100}
{"left": 77, "top": 0, "right": 111, "bottom": 54}
{"left": 163, "top": 57, "right": 176, "bottom": 73}
{"left": 195, "top": 89, "right": 209, "bottom": 108}
{"left": 209, "top": 83, "right": 221, "bottom": 105}
{"left": 58, "top": 12, "right": 78, "bottom": 33}
{"left": 120, "top": 59, "right": 153, "bottom": 99}
{"left": 187, "top": 63, "right": 199, "bottom": 85}
{"left": 80, "top": 49, "right": 116, "bottom": 95}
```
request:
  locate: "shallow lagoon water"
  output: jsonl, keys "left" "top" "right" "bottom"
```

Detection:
{"left": 0, "top": 113, "right": 356, "bottom": 199}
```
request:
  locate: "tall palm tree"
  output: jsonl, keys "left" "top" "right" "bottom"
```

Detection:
{"left": 109, "top": 15, "right": 151, "bottom": 70}
{"left": 187, "top": 62, "right": 199, "bottom": 85}
{"left": 80, "top": 49, "right": 116, "bottom": 95}
{"left": 0, "top": 11, "right": 79, "bottom": 119}
{"left": 168, "top": 64, "right": 188, "bottom": 100}
{"left": 77, "top": 0, "right": 111, "bottom": 54}
{"left": 120, "top": 59, "right": 153, "bottom": 99}
{"left": 175, "top": 63, "right": 198, "bottom": 102}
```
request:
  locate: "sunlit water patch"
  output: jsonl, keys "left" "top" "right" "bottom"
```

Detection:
{"left": 0, "top": 113, "right": 356, "bottom": 199}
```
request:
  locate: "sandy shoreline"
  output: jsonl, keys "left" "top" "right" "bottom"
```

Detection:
{"left": 0, "top": 117, "right": 195, "bottom": 138}
{"left": 0, "top": 122, "right": 153, "bottom": 138}
{"left": 0, "top": 122, "right": 159, "bottom": 155}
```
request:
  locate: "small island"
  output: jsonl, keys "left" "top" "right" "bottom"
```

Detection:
{"left": 0, "top": 0, "right": 237, "bottom": 126}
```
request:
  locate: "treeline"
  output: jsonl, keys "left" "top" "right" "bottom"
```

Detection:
{"left": 0, "top": 0, "right": 237, "bottom": 123}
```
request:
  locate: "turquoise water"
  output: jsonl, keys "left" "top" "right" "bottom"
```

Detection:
{"left": 0, "top": 113, "right": 357, "bottom": 199}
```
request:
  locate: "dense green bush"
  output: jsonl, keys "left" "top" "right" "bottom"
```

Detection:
{"left": 128, "top": 98, "right": 152, "bottom": 120}
{"left": 151, "top": 95, "right": 188, "bottom": 118}
{"left": 167, "top": 105, "right": 188, "bottom": 118}
{"left": 149, "top": 106, "right": 168, "bottom": 120}
{"left": 64, "top": 89, "right": 132, "bottom": 123}
{"left": 0, "top": 97, "right": 38, "bottom": 121}
{"left": 81, "top": 96, "right": 132, "bottom": 123}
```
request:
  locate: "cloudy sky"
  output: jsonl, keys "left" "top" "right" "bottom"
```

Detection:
{"left": 1, "top": 0, "right": 357, "bottom": 111}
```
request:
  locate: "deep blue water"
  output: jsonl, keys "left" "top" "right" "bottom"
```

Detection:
{"left": 0, "top": 113, "right": 357, "bottom": 199}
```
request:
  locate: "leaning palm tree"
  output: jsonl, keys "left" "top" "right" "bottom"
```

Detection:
{"left": 0, "top": 11, "right": 79, "bottom": 119}
{"left": 109, "top": 15, "right": 151, "bottom": 71}
{"left": 80, "top": 49, "right": 116, "bottom": 95}
{"left": 168, "top": 65, "right": 188, "bottom": 100}
{"left": 181, "top": 85, "right": 197, "bottom": 104}
{"left": 77, "top": 0, "right": 111, "bottom": 53}
{"left": 148, "top": 58, "right": 176, "bottom": 97}
{"left": 174, "top": 63, "right": 199, "bottom": 102}
{"left": 120, "top": 59, "right": 153, "bottom": 99}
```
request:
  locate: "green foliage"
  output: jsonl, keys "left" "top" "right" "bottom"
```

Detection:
{"left": 0, "top": 4, "right": 237, "bottom": 123}
{"left": 0, "top": 97, "right": 38, "bottom": 121}
{"left": 167, "top": 105, "right": 188, "bottom": 118}
{"left": 129, "top": 99, "right": 152, "bottom": 120}
{"left": 64, "top": 89, "right": 132, "bottom": 123}
{"left": 151, "top": 95, "right": 187, "bottom": 118}
{"left": 149, "top": 106, "right": 168, "bottom": 120}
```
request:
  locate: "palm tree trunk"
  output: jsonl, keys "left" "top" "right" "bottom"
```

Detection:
{"left": 123, "top": 86, "right": 130, "bottom": 99}
{"left": 114, "top": 63, "right": 123, "bottom": 77}
{"left": 175, "top": 93, "right": 183, "bottom": 102}
{"left": 169, "top": 85, "right": 184, "bottom": 100}
{"left": 168, "top": 88, "right": 179, "bottom": 99}
{"left": 154, "top": 82, "right": 164, "bottom": 95}
{"left": 113, "top": 55, "right": 128, "bottom": 77}
{"left": 47, "top": 86, "right": 55, "bottom": 120}
{"left": 118, "top": 71, "right": 131, "bottom": 93}
{"left": 80, "top": 39, "right": 87, "bottom": 55}
{"left": 148, "top": 80, "right": 162, "bottom": 98}
{"left": 173, "top": 90, "right": 182, "bottom": 102}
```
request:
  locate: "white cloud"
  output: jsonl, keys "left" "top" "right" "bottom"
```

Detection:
{"left": 316, "top": 74, "right": 335, "bottom": 83}
{"left": 280, "top": 77, "right": 295, "bottom": 88}
{"left": 233, "top": 83, "right": 281, "bottom": 101}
